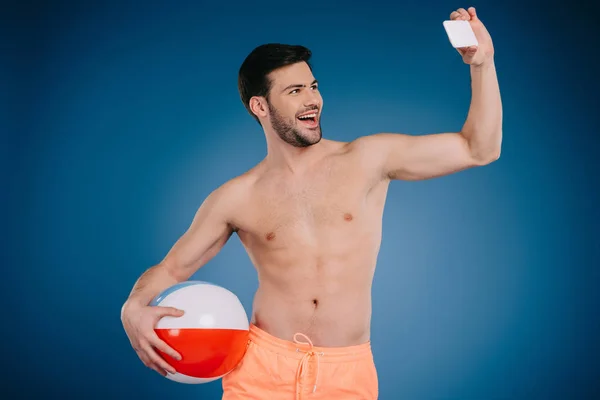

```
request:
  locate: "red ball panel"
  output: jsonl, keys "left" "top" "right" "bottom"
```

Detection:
{"left": 155, "top": 328, "right": 249, "bottom": 378}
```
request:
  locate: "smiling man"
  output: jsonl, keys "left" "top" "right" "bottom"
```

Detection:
{"left": 121, "top": 6, "right": 502, "bottom": 399}
{"left": 251, "top": 69, "right": 323, "bottom": 148}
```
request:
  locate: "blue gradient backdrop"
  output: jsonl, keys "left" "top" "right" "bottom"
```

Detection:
{"left": 6, "top": 0, "right": 599, "bottom": 398}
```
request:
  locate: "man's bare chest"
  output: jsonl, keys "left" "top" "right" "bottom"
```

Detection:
{"left": 233, "top": 168, "right": 382, "bottom": 249}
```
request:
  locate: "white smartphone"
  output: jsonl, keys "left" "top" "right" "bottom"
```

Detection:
{"left": 443, "top": 20, "right": 478, "bottom": 48}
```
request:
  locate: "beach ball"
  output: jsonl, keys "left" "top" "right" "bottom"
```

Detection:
{"left": 150, "top": 281, "right": 249, "bottom": 384}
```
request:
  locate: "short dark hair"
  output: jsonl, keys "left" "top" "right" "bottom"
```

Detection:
{"left": 238, "top": 43, "right": 312, "bottom": 124}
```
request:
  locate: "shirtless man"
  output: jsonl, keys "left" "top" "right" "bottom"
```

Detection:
{"left": 121, "top": 7, "right": 501, "bottom": 399}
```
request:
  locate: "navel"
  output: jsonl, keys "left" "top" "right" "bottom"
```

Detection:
{"left": 265, "top": 232, "right": 276, "bottom": 241}
{"left": 312, "top": 299, "right": 319, "bottom": 307}
{"left": 343, "top": 213, "right": 353, "bottom": 221}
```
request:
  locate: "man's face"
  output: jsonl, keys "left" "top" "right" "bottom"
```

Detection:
{"left": 265, "top": 62, "right": 323, "bottom": 148}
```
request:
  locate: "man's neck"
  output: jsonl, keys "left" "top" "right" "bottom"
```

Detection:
{"left": 264, "top": 134, "right": 327, "bottom": 175}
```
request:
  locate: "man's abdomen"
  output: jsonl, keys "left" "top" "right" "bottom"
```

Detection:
{"left": 250, "top": 276, "right": 373, "bottom": 347}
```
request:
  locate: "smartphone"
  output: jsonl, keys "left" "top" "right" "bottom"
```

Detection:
{"left": 443, "top": 20, "right": 478, "bottom": 48}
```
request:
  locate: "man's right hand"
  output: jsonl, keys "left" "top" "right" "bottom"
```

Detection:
{"left": 121, "top": 302, "right": 185, "bottom": 376}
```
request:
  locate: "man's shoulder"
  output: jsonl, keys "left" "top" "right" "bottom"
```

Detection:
{"left": 214, "top": 164, "right": 261, "bottom": 197}
{"left": 320, "top": 138, "right": 360, "bottom": 158}
{"left": 329, "top": 135, "right": 386, "bottom": 163}
{"left": 196, "top": 165, "right": 262, "bottom": 226}
{"left": 343, "top": 134, "right": 389, "bottom": 151}
{"left": 328, "top": 135, "right": 393, "bottom": 182}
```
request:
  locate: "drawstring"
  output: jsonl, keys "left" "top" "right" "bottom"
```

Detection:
{"left": 293, "top": 333, "right": 324, "bottom": 398}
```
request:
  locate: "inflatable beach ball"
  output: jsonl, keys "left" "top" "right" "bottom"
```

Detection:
{"left": 150, "top": 281, "right": 249, "bottom": 384}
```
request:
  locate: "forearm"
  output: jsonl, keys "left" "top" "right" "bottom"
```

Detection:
{"left": 122, "top": 263, "right": 180, "bottom": 310}
{"left": 461, "top": 58, "right": 503, "bottom": 162}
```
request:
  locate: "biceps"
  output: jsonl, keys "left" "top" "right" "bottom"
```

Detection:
{"left": 383, "top": 133, "right": 478, "bottom": 181}
{"left": 166, "top": 218, "right": 232, "bottom": 270}
{"left": 161, "top": 199, "right": 234, "bottom": 278}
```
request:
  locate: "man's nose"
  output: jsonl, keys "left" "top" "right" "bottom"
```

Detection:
{"left": 303, "top": 91, "right": 320, "bottom": 107}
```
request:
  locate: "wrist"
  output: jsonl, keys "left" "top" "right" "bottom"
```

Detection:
{"left": 471, "top": 55, "right": 495, "bottom": 70}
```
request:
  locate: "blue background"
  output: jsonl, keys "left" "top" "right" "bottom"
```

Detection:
{"left": 5, "top": 0, "right": 599, "bottom": 398}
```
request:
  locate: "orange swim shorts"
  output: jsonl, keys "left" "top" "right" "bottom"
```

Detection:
{"left": 222, "top": 324, "right": 379, "bottom": 399}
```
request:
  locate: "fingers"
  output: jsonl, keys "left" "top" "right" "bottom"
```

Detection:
{"left": 143, "top": 341, "right": 177, "bottom": 375}
{"left": 450, "top": 7, "right": 475, "bottom": 20}
{"left": 468, "top": 7, "right": 478, "bottom": 20}
{"left": 450, "top": 6, "right": 479, "bottom": 58}
{"left": 154, "top": 306, "right": 185, "bottom": 318}
{"left": 457, "top": 45, "right": 478, "bottom": 58}
{"left": 450, "top": 8, "right": 468, "bottom": 20}
{"left": 450, "top": 11, "right": 462, "bottom": 20}
{"left": 150, "top": 331, "right": 182, "bottom": 361}
{"left": 139, "top": 350, "right": 168, "bottom": 376}
{"left": 127, "top": 306, "right": 185, "bottom": 377}
{"left": 457, "top": 8, "right": 470, "bottom": 19}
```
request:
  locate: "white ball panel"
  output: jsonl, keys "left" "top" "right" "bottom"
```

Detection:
{"left": 155, "top": 283, "right": 248, "bottom": 330}
{"left": 165, "top": 371, "right": 227, "bottom": 384}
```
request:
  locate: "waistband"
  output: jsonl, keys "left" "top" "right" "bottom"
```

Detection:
{"left": 248, "top": 323, "right": 372, "bottom": 363}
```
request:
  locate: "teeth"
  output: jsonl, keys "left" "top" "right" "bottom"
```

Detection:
{"left": 298, "top": 113, "right": 317, "bottom": 120}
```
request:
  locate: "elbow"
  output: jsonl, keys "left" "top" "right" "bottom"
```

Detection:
{"left": 472, "top": 145, "right": 501, "bottom": 166}
{"left": 486, "top": 145, "right": 502, "bottom": 164}
{"left": 469, "top": 130, "right": 502, "bottom": 166}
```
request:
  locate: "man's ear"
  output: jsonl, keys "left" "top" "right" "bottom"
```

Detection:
{"left": 249, "top": 96, "right": 269, "bottom": 119}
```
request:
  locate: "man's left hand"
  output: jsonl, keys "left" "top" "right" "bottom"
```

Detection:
{"left": 450, "top": 7, "right": 494, "bottom": 66}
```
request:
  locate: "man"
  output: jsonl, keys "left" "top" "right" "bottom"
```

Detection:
{"left": 121, "top": 6, "right": 501, "bottom": 399}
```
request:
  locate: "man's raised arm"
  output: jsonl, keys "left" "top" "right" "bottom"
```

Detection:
{"left": 356, "top": 6, "right": 502, "bottom": 182}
